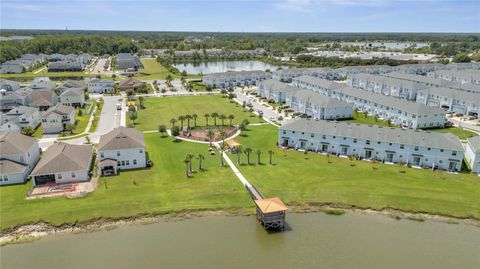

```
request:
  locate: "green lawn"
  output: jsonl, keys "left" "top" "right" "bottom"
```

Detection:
{"left": 0, "top": 134, "right": 251, "bottom": 230}
{"left": 230, "top": 124, "right": 480, "bottom": 219}
{"left": 343, "top": 110, "right": 392, "bottom": 127}
{"left": 431, "top": 127, "right": 478, "bottom": 140}
{"left": 137, "top": 58, "right": 201, "bottom": 80}
{"left": 129, "top": 95, "right": 263, "bottom": 131}
{"left": 72, "top": 101, "right": 95, "bottom": 134}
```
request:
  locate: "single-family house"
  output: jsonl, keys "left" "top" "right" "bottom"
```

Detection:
{"left": 30, "top": 142, "right": 93, "bottom": 185}
{"left": 0, "top": 132, "right": 40, "bottom": 185}
{"left": 87, "top": 79, "right": 115, "bottom": 93}
{"left": 58, "top": 88, "right": 85, "bottom": 107}
{"left": 118, "top": 79, "right": 144, "bottom": 91}
{"left": 41, "top": 104, "right": 75, "bottom": 134}
{"left": 98, "top": 127, "right": 147, "bottom": 175}
{"left": 29, "top": 90, "right": 57, "bottom": 111}
{"left": 3, "top": 106, "right": 41, "bottom": 130}
{"left": 0, "top": 79, "right": 21, "bottom": 92}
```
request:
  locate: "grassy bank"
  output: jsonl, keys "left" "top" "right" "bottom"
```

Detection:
{"left": 230, "top": 124, "right": 480, "bottom": 219}
{"left": 0, "top": 134, "right": 251, "bottom": 230}
{"left": 128, "top": 95, "right": 263, "bottom": 131}
{"left": 431, "top": 127, "right": 478, "bottom": 140}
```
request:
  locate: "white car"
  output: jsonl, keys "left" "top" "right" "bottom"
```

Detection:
{"left": 116, "top": 103, "right": 122, "bottom": 110}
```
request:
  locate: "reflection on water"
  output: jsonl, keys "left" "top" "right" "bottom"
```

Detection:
{"left": 2, "top": 212, "right": 479, "bottom": 269}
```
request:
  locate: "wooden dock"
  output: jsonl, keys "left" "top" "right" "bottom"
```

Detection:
{"left": 246, "top": 184, "right": 287, "bottom": 230}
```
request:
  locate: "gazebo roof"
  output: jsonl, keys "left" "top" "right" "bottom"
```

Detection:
{"left": 254, "top": 197, "right": 288, "bottom": 213}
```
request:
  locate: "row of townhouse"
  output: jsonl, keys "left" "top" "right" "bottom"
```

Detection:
{"left": 0, "top": 127, "right": 148, "bottom": 186}
{"left": 279, "top": 118, "right": 464, "bottom": 171}
{"left": 428, "top": 70, "right": 480, "bottom": 85}
{"left": 267, "top": 63, "right": 480, "bottom": 85}
{"left": 0, "top": 54, "right": 48, "bottom": 74}
{"left": 383, "top": 72, "right": 480, "bottom": 94}
{"left": 87, "top": 78, "right": 115, "bottom": 93}
{"left": 272, "top": 68, "right": 336, "bottom": 82}
{"left": 203, "top": 71, "right": 272, "bottom": 88}
{"left": 347, "top": 73, "right": 427, "bottom": 100}
{"left": 48, "top": 53, "right": 91, "bottom": 64}
{"left": 47, "top": 61, "right": 84, "bottom": 72}
{"left": 257, "top": 80, "right": 353, "bottom": 120}
{"left": 416, "top": 87, "right": 480, "bottom": 116}
{"left": 293, "top": 76, "right": 446, "bottom": 129}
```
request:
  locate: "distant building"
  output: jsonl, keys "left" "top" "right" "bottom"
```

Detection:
{"left": 41, "top": 104, "right": 76, "bottom": 134}
{"left": 285, "top": 89, "right": 353, "bottom": 120}
{"left": 428, "top": 70, "right": 480, "bottom": 85}
{"left": 0, "top": 91, "right": 31, "bottom": 112}
{"left": 416, "top": 87, "right": 480, "bottom": 116}
{"left": 48, "top": 61, "right": 84, "bottom": 72}
{"left": 98, "top": 127, "right": 147, "bottom": 175}
{"left": 30, "top": 142, "right": 93, "bottom": 185}
{"left": 257, "top": 79, "right": 298, "bottom": 103}
{"left": 203, "top": 71, "right": 272, "bottom": 88}
{"left": 116, "top": 53, "right": 141, "bottom": 70}
{"left": 279, "top": 118, "right": 464, "bottom": 171}
{"left": 0, "top": 132, "right": 40, "bottom": 185}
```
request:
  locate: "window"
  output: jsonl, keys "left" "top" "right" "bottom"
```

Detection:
{"left": 122, "top": 161, "right": 126, "bottom": 166}
{"left": 311, "top": 134, "right": 314, "bottom": 138}
{"left": 322, "top": 135, "right": 326, "bottom": 139}
{"left": 353, "top": 139, "right": 357, "bottom": 143}
{"left": 126, "top": 160, "right": 130, "bottom": 165}
{"left": 377, "top": 141, "right": 381, "bottom": 145}
{"left": 71, "top": 172, "right": 76, "bottom": 178}
{"left": 100, "top": 152, "right": 104, "bottom": 158}
{"left": 452, "top": 151, "right": 457, "bottom": 156}
{"left": 414, "top": 146, "right": 419, "bottom": 151}
{"left": 400, "top": 144, "right": 404, "bottom": 149}
{"left": 366, "top": 140, "right": 370, "bottom": 145}
{"left": 282, "top": 130, "right": 286, "bottom": 134}
{"left": 117, "top": 161, "right": 121, "bottom": 167}
{"left": 117, "top": 151, "right": 121, "bottom": 156}
{"left": 440, "top": 149, "right": 444, "bottom": 152}
{"left": 133, "top": 159, "right": 137, "bottom": 165}
{"left": 389, "top": 143, "right": 392, "bottom": 146}
{"left": 427, "top": 147, "right": 431, "bottom": 151}
{"left": 58, "top": 174, "right": 62, "bottom": 179}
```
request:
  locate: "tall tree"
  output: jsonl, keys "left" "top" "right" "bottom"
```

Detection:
{"left": 207, "top": 129, "right": 215, "bottom": 146}
{"left": 256, "top": 149, "right": 262, "bottom": 164}
{"left": 178, "top": 115, "right": 185, "bottom": 129}
{"left": 268, "top": 150, "right": 274, "bottom": 165}
{"left": 192, "top": 113, "right": 198, "bottom": 127}
{"left": 170, "top": 118, "right": 177, "bottom": 128}
{"left": 228, "top": 114, "right": 235, "bottom": 126}
{"left": 219, "top": 114, "right": 226, "bottom": 126}
{"left": 185, "top": 114, "right": 192, "bottom": 129}
{"left": 244, "top": 147, "right": 252, "bottom": 165}
{"left": 197, "top": 154, "right": 205, "bottom": 171}
{"left": 211, "top": 112, "right": 219, "bottom": 126}
{"left": 204, "top": 113, "right": 210, "bottom": 126}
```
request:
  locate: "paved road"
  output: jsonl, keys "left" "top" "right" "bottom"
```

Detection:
{"left": 234, "top": 87, "right": 287, "bottom": 125}
{"left": 90, "top": 57, "right": 114, "bottom": 76}
{"left": 449, "top": 117, "right": 480, "bottom": 134}
{"left": 38, "top": 95, "right": 121, "bottom": 149}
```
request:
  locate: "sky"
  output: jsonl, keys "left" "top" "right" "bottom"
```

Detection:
{"left": 1, "top": 0, "right": 479, "bottom": 32}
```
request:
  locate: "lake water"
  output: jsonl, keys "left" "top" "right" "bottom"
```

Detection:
{"left": 2, "top": 212, "right": 479, "bottom": 269}
{"left": 173, "top": 60, "right": 285, "bottom": 74}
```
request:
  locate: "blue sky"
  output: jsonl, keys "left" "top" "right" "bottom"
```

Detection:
{"left": 1, "top": 0, "right": 479, "bottom": 32}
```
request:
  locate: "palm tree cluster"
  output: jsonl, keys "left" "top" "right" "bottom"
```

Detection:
{"left": 234, "top": 147, "right": 275, "bottom": 166}
{"left": 203, "top": 112, "right": 235, "bottom": 127}
{"left": 183, "top": 153, "right": 205, "bottom": 177}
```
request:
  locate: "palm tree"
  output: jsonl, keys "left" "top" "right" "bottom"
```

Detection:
{"left": 236, "top": 145, "right": 243, "bottom": 165}
{"left": 268, "top": 150, "right": 274, "bottom": 165}
{"left": 185, "top": 114, "right": 192, "bottom": 129}
{"left": 197, "top": 154, "right": 205, "bottom": 171}
{"left": 178, "top": 115, "right": 185, "bottom": 129}
{"left": 228, "top": 114, "right": 235, "bottom": 126}
{"left": 219, "top": 142, "right": 227, "bottom": 167}
{"left": 186, "top": 153, "right": 194, "bottom": 173}
{"left": 204, "top": 113, "right": 210, "bottom": 126}
{"left": 256, "top": 149, "right": 262, "bottom": 164}
{"left": 206, "top": 129, "right": 215, "bottom": 146}
{"left": 219, "top": 129, "right": 227, "bottom": 144}
{"left": 183, "top": 158, "right": 190, "bottom": 177}
{"left": 170, "top": 118, "right": 177, "bottom": 128}
{"left": 219, "top": 114, "right": 226, "bottom": 126}
{"left": 211, "top": 112, "right": 219, "bottom": 126}
{"left": 244, "top": 147, "right": 252, "bottom": 165}
{"left": 192, "top": 113, "right": 198, "bottom": 127}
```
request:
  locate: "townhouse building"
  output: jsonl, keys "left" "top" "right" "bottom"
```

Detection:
{"left": 98, "top": 127, "right": 147, "bottom": 175}
{"left": 293, "top": 76, "right": 446, "bottom": 129}
{"left": 465, "top": 136, "right": 480, "bottom": 174}
{"left": 203, "top": 71, "right": 272, "bottom": 88}
{"left": 383, "top": 72, "right": 480, "bottom": 94}
{"left": 257, "top": 79, "right": 298, "bottom": 103}
{"left": 347, "top": 73, "right": 427, "bottom": 100}
{"left": 87, "top": 79, "right": 115, "bottom": 93}
{"left": 272, "top": 68, "right": 336, "bottom": 83}
{"left": 58, "top": 88, "right": 85, "bottom": 107}
{"left": 415, "top": 87, "right": 480, "bottom": 116}
{"left": 0, "top": 132, "right": 40, "bottom": 185}
{"left": 30, "top": 142, "right": 93, "bottom": 185}
{"left": 29, "top": 90, "right": 57, "bottom": 111}
{"left": 428, "top": 70, "right": 480, "bottom": 85}
{"left": 116, "top": 53, "right": 141, "bottom": 70}
{"left": 0, "top": 91, "right": 31, "bottom": 112}
{"left": 279, "top": 119, "right": 464, "bottom": 171}
{"left": 285, "top": 89, "right": 353, "bottom": 120}
{"left": 2, "top": 106, "right": 41, "bottom": 130}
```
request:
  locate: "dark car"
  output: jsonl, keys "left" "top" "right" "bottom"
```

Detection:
{"left": 146, "top": 160, "right": 153, "bottom": 167}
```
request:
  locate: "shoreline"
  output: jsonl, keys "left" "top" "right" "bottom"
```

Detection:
{"left": 1, "top": 205, "right": 479, "bottom": 247}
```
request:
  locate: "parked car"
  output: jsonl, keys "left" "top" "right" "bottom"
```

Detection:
{"left": 146, "top": 160, "right": 153, "bottom": 167}
{"left": 116, "top": 103, "right": 122, "bottom": 110}
{"left": 258, "top": 110, "right": 264, "bottom": 115}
